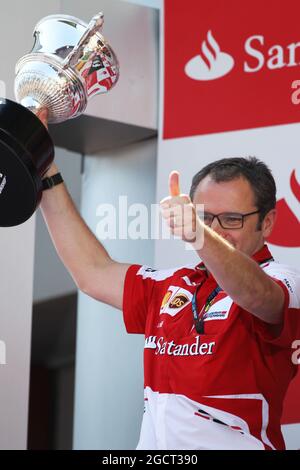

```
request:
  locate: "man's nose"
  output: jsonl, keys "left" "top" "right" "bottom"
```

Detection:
{"left": 210, "top": 216, "right": 226, "bottom": 234}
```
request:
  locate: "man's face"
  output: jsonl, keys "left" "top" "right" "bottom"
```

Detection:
{"left": 192, "top": 175, "right": 275, "bottom": 256}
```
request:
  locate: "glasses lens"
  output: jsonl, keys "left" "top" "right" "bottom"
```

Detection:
{"left": 219, "top": 213, "right": 243, "bottom": 228}
{"left": 198, "top": 212, "right": 214, "bottom": 226}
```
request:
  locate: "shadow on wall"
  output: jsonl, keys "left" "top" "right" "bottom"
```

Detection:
{"left": 27, "top": 293, "right": 77, "bottom": 450}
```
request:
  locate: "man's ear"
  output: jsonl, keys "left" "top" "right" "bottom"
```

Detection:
{"left": 261, "top": 209, "right": 277, "bottom": 237}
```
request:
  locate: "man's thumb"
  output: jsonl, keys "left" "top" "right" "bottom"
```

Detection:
{"left": 169, "top": 171, "right": 180, "bottom": 197}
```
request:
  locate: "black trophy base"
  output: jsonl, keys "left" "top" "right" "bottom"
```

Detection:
{"left": 0, "top": 98, "right": 54, "bottom": 227}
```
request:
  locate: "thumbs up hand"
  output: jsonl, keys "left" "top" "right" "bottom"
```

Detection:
{"left": 160, "top": 171, "right": 201, "bottom": 243}
{"left": 168, "top": 170, "right": 181, "bottom": 198}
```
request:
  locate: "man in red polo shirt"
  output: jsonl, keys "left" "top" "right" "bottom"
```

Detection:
{"left": 41, "top": 157, "right": 300, "bottom": 450}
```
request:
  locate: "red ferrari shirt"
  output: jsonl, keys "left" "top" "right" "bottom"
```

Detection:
{"left": 122, "top": 245, "right": 300, "bottom": 450}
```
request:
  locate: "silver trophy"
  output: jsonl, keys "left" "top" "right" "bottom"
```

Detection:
{"left": 0, "top": 12, "right": 119, "bottom": 227}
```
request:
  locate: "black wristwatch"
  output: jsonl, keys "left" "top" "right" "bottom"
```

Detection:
{"left": 42, "top": 172, "right": 64, "bottom": 190}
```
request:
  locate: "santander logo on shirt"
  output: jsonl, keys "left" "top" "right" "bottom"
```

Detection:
{"left": 144, "top": 335, "right": 216, "bottom": 357}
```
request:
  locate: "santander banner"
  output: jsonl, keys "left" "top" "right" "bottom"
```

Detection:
{"left": 164, "top": 0, "right": 300, "bottom": 139}
{"left": 268, "top": 170, "right": 300, "bottom": 247}
{"left": 156, "top": 0, "right": 300, "bottom": 449}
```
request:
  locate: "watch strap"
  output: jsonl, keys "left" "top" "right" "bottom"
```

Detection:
{"left": 42, "top": 172, "right": 64, "bottom": 190}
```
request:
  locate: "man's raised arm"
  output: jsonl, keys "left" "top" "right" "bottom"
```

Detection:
{"left": 40, "top": 163, "right": 130, "bottom": 310}
{"left": 160, "top": 171, "right": 285, "bottom": 325}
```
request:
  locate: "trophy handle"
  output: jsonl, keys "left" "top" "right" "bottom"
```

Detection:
{"left": 62, "top": 12, "right": 104, "bottom": 70}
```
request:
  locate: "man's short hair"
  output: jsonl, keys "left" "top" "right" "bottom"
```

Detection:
{"left": 189, "top": 157, "right": 277, "bottom": 227}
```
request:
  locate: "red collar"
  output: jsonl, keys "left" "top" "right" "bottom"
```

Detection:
{"left": 251, "top": 244, "right": 274, "bottom": 264}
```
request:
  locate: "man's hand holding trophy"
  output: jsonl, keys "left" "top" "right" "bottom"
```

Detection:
{"left": 0, "top": 12, "right": 119, "bottom": 227}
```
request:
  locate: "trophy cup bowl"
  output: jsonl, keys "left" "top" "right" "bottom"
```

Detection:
{"left": 0, "top": 12, "right": 119, "bottom": 227}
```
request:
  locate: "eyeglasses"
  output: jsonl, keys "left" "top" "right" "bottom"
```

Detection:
{"left": 197, "top": 210, "right": 260, "bottom": 229}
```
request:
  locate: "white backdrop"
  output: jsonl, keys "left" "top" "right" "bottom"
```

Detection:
{"left": 155, "top": 0, "right": 300, "bottom": 449}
